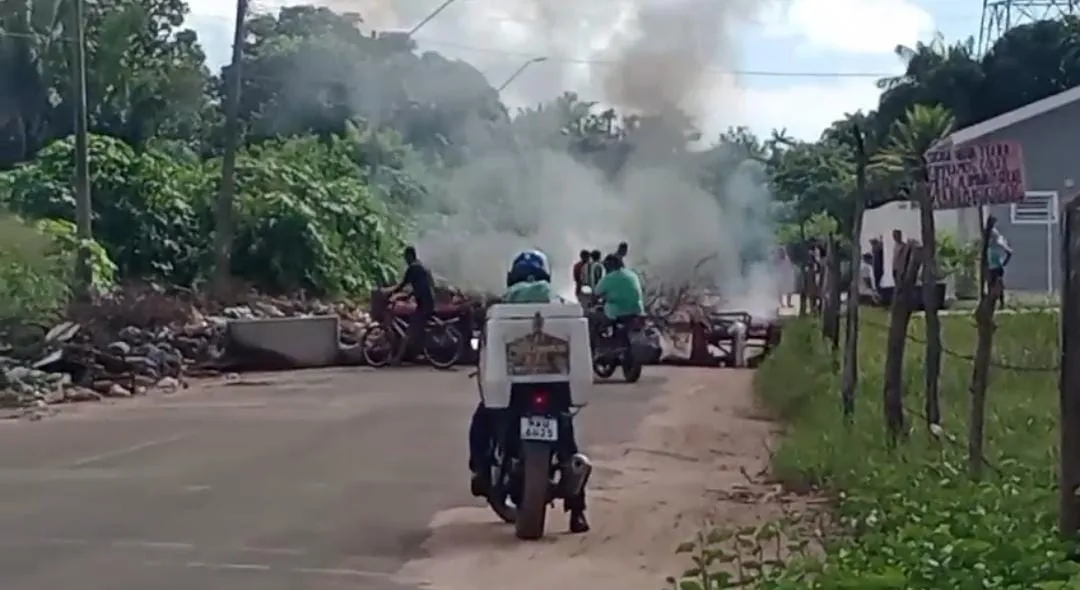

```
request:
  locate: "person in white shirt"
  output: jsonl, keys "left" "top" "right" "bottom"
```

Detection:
{"left": 858, "top": 252, "right": 879, "bottom": 305}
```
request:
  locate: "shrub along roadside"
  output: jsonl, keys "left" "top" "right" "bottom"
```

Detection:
{"left": 709, "top": 311, "right": 1079, "bottom": 588}
{"left": 1, "top": 133, "right": 405, "bottom": 297}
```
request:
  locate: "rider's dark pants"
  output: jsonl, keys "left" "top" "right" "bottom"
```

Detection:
{"left": 468, "top": 403, "right": 586, "bottom": 511}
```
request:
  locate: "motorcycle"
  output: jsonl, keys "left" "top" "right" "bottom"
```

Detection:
{"left": 475, "top": 302, "right": 594, "bottom": 540}
{"left": 580, "top": 287, "right": 644, "bottom": 383}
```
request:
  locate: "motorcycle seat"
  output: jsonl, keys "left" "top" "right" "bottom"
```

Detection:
{"left": 389, "top": 301, "right": 462, "bottom": 319}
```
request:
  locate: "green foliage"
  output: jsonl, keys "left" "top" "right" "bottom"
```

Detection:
{"left": 0, "top": 215, "right": 71, "bottom": 325}
{"left": 5, "top": 135, "right": 208, "bottom": 282}
{"left": 225, "top": 136, "right": 405, "bottom": 294}
{"left": 3, "top": 133, "right": 403, "bottom": 296}
{"left": 34, "top": 218, "right": 116, "bottom": 292}
{"left": 936, "top": 231, "right": 979, "bottom": 278}
{"left": 721, "top": 311, "right": 1080, "bottom": 588}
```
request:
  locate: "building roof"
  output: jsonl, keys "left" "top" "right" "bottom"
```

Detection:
{"left": 947, "top": 84, "right": 1080, "bottom": 146}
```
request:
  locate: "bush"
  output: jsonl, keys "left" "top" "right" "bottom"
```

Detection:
{"left": 747, "top": 311, "right": 1080, "bottom": 588}
{"left": 2, "top": 134, "right": 405, "bottom": 296}
{"left": 0, "top": 215, "right": 117, "bottom": 328}
{"left": 0, "top": 216, "right": 71, "bottom": 325}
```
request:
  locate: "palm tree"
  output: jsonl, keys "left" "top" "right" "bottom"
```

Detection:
{"left": 871, "top": 103, "right": 956, "bottom": 433}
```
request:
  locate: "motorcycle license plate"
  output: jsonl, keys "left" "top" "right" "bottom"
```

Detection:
{"left": 520, "top": 416, "right": 558, "bottom": 441}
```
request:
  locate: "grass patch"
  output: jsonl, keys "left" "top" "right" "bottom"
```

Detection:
{"left": 746, "top": 309, "right": 1079, "bottom": 587}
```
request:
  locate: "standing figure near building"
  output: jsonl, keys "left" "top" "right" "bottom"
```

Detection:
{"left": 985, "top": 215, "right": 1013, "bottom": 309}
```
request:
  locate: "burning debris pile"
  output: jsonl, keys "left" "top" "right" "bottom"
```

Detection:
{"left": 0, "top": 283, "right": 378, "bottom": 415}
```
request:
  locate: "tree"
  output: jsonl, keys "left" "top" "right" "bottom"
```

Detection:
{"left": 872, "top": 103, "right": 956, "bottom": 431}
{"left": 0, "top": 0, "right": 212, "bottom": 166}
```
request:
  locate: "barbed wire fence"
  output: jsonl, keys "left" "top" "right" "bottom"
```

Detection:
{"left": 860, "top": 316, "right": 1059, "bottom": 373}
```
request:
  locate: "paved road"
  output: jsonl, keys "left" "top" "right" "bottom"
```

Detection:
{"left": 0, "top": 367, "right": 664, "bottom": 590}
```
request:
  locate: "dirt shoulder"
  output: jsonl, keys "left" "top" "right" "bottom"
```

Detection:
{"left": 395, "top": 368, "right": 787, "bottom": 590}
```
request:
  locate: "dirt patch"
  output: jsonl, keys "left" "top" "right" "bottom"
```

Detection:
{"left": 395, "top": 369, "right": 790, "bottom": 590}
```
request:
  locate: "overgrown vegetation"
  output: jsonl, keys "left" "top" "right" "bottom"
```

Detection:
{"left": 677, "top": 312, "right": 1075, "bottom": 588}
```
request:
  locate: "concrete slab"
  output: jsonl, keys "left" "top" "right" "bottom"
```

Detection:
{"left": 225, "top": 316, "right": 340, "bottom": 368}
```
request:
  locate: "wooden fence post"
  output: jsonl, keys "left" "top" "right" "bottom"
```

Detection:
{"left": 822, "top": 237, "right": 842, "bottom": 349}
{"left": 882, "top": 241, "right": 922, "bottom": 445}
{"left": 968, "top": 217, "right": 1000, "bottom": 480}
{"left": 1059, "top": 200, "right": 1080, "bottom": 536}
{"left": 841, "top": 126, "right": 868, "bottom": 420}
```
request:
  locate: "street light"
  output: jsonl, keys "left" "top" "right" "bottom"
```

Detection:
{"left": 496, "top": 57, "right": 548, "bottom": 93}
{"left": 408, "top": 0, "right": 464, "bottom": 35}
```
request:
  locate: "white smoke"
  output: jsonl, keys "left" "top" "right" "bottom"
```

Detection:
{"left": 316, "top": 0, "right": 787, "bottom": 317}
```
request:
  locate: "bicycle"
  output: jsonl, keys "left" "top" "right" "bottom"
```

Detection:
{"left": 360, "top": 302, "right": 465, "bottom": 369}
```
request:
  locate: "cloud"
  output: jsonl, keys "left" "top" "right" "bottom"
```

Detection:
{"left": 737, "top": 78, "right": 885, "bottom": 140}
{"left": 760, "top": 0, "right": 934, "bottom": 54}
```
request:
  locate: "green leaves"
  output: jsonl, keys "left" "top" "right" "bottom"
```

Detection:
{"left": 3, "top": 132, "right": 404, "bottom": 296}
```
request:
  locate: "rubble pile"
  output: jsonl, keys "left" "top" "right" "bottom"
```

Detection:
{"left": 0, "top": 283, "right": 378, "bottom": 413}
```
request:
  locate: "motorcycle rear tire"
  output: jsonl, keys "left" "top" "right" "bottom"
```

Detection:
{"left": 514, "top": 442, "right": 551, "bottom": 540}
{"left": 425, "top": 324, "right": 463, "bottom": 370}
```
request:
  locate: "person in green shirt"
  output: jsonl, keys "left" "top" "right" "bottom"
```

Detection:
{"left": 594, "top": 254, "right": 644, "bottom": 322}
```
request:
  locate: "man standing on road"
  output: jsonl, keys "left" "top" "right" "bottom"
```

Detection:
{"left": 986, "top": 215, "right": 1013, "bottom": 308}
{"left": 870, "top": 237, "right": 885, "bottom": 292}
{"left": 891, "top": 229, "right": 908, "bottom": 285}
{"left": 585, "top": 250, "right": 604, "bottom": 290}
{"left": 613, "top": 241, "right": 629, "bottom": 264}
{"left": 572, "top": 249, "right": 590, "bottom": 300}
{"left": 385, "top": 245, "right": 435, "bottom": 366}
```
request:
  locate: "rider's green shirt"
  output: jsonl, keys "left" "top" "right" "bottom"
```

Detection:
{"left": 503, "top": 280, "right": 556, "bottom": 303}
{"left": 595, "top": 268, "right": 644, "bottom": 320}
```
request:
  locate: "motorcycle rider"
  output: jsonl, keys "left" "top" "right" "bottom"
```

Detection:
{"left": 593, "top": 253, "right": 645, "bottom": 336}
{"left": 470, "top": 249, "right": 590, "bottom": 533}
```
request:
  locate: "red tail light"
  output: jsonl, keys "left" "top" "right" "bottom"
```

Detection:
{"left": 531, "top": 391, "right": 550, "bottom": 411}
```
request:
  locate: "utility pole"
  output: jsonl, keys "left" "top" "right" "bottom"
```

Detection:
{"left": 212, "top": 0, "right": 249, "bottom": 300}
{"left": 71, "top": 0, "right": 92, "bottom": 299}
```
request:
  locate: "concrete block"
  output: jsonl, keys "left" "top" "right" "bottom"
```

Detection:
{"left": 225, "top": 315, "right": 340, "bottom": 368}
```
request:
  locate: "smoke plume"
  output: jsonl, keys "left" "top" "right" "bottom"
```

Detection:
{"left": 307, "top": 0, "right": 786, "bottom": 317}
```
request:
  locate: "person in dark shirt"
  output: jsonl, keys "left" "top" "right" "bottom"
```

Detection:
{"left": 386, "top": 245, "right": 435, "bottom": 365}
{"left": 614, "top": 241, "right": 628, "bottom": 263}
{"left": 572, "top": 249, "right": 590, "bottom": 298}
{"left": 869, "top": 237, "right": 885, "bottom": 293}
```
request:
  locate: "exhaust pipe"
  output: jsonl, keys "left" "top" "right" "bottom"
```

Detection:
{"left": 562, "top": 453, "right": 593, "bottom": 497}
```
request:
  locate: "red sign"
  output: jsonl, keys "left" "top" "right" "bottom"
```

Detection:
{"left": 925, "top": 140, "right": 1026, "bottom": 210}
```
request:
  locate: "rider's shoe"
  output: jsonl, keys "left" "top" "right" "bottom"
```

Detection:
{"left": 569, "top": 510, "right": 590, "bottom": 534}
{"left": 470, "top": 472, "right": 490, "bottom": 498}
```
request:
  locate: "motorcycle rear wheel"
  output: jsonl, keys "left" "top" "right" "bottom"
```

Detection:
{"left": 360, "top": 326, "right": 394, "bottom": 367}
{"left": 514, "top": 442, "right": 551, "bottom": 540}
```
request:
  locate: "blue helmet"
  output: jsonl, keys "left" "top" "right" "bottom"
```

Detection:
{"left": 508, "top": 249, "right": 550, "bottom": 286}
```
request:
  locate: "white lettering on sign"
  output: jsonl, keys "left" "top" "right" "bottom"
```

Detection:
{"left": 926, "top": 140, "right": 1026, "bottom": 210}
